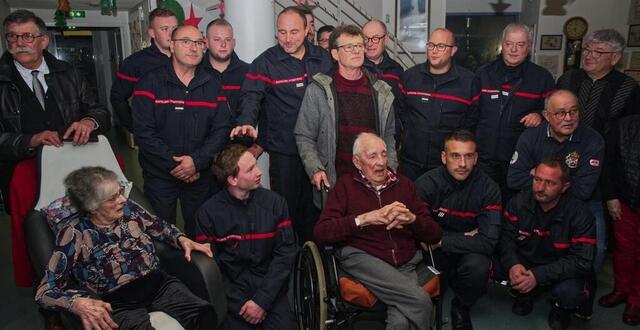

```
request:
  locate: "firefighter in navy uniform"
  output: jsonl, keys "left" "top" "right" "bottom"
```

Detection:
{"left": 498, "top": 158, "right": 595, "bottom": 330}
{"left": 132, "top": 26, "right": 231, "bottom": 238}
{"left": 110, "top": 8, "right": 177, "bottom": 132}
{"left": 398, "top": 28, "right": 476, "bottom": 180}
{"left": 230, "top": 7, "right": 332, "bottom": 244}
{"left": 202, "top": 18, "right": 249, "bottom": 122}
{"left": 415, "top": 130, "right": 501, "bottom": 330}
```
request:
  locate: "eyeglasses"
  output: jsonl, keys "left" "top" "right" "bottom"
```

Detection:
{"left": 172, "top": 38, "right": 206, "bottom": 48}
{"left": 548, "top": 109, "right": 579, "bottom": 120}
{"left": 336, "top": 43, "right": 365, "bottom": 53}
{"left": 582, "top": 47, "right": 616, "bottom": 59}
{"left": 5, "top": 32, "right": 44, "bottom": 43}
{"left": 103, "top": 186, "right": 126, "bottom": 204}
{"left": 364, "top": 34, "right": 386, "bottom": 44}
{"left": 427, "top": 42, "right": 455, "bottom": 52}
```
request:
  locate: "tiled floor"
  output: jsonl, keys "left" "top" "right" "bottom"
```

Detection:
{"left": 0, "top": 128, "right": 635, "bottom": 329}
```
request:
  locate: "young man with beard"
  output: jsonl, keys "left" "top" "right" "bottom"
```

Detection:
{"left": 231, "top": 6, "right": 332, "bottom": 244}
{"left": 414, "top": 130, "right": 501, "bottom": 330}
{"left": 110, "top": 8, "right": 178, "bottom": 132}
{"left": 499, "top": 159, "right": 595, "bottom": 330}
{"left": 202, "top": 18, "right": 249, "bottom": 120}
{"left": 132, "top": 26, "right": 231, "bottom": 238}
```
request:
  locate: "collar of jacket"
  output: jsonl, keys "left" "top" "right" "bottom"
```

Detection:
{"left": 201, "top": 50, "right": 245, "bottom": 73}
{"left": 311, "top": 67, "right": 380, "bottom": 89}
{"left": 352, "top": 169, "right": 399, "bottom": 193}
{"left": 493, "top": 54, "right": 531, "bottom": 76}
{"left": 419, "top": 61, "right": 463, "bottom": 84}
{"left": 147, "top": 39, "right": 166, "bottom": 57}
{"left": 439, "top": 165, "right": 477, "bottom": 189}
{"left": 544, "top": 122, "right": 582, "bottom": 143}
{"left": 164, "top": 61, "right": 211, "bottom": 88}
{"left": 275, "top": 40, "right": 325, "bottom": 62}
{"left": 222, "top": 187, "right": 256, "bottom": 206}
{"left": 0, "top": 50, "right": 71, "bottom": 82}
{"left": 364, "top": 50, "right": 394, "bottom": 69}
{"left": 522, "top": 189, "right": 571, "bottom": 221}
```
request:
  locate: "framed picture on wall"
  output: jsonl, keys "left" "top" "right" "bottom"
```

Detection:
{"left": 629, "top": 24, "right": 640, "bottom": 47}
{"left": 540, "top": 35, "right": 563, "bottom": 50}
{"left": 397, "top": 0, "right": 430, "bottom": 53}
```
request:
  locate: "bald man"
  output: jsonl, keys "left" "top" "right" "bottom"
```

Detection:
{"left": 132, "top": 25, "right": 232, "bottom": 237}
{"left": 398, "top": 28, "right": 475, "bottom": 180}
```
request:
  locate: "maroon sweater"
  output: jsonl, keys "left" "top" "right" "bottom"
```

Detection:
{"left": 315, "top": 172, "right": 442, "bottom": 267}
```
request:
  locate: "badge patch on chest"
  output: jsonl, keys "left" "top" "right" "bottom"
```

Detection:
{"left": 296, "top": 82, "right": 304, "bottom": 88}
{"left": 437, "top": 211, "right": 445, "bottom": 218}
{"left": 565, "top": 151, "right": 579, "bottom": 169}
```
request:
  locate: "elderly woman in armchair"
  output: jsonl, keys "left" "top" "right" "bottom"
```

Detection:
{"left": 35, "top": 166, "right": 216, "bottom": 330}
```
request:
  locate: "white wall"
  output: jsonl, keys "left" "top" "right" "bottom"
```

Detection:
{"left": 0, "top": 0, "right": 10, "bottom": 53}
{"left": 18, "top": 8, "right": 132, "bottom": 57}
{"left": 446, "top": 0, "right": 521, "bottom": 14}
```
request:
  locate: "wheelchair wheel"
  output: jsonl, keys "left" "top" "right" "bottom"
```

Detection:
{"left": 294, "top": 241, "right": 328, "bottom": 330}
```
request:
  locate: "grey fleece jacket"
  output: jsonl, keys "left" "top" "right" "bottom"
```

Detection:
{"left": 294, "top": 70, "right": 398, "bottom": 209}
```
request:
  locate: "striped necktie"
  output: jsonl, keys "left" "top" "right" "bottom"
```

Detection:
{"left": 31, "top": 70, "right": 45, "bottom": 110}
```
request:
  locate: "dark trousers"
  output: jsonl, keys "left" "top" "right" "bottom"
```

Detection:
{"left": 221, "top": 295, "right": 296, "bottom": 330}
{"left": 434, "top": 251, "right": 490, "bottom": 307}
{"left": 477, "top": 159, "right": 513, "bottom": 204}
{"left": 493, "top": 257, "right": 589, "bottom": 310}
{"left": 269, "top": 152, "right": 318, "bottom": 244}
{"left": 143, "top": 172, "right": 212, "bottom": 238}
{"left": 102, "top": 270, "right": 216, "bottom": 330}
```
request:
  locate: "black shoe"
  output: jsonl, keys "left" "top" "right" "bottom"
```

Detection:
{"left": 451, "top": 298, "right": 473, "bottom": 330}
{"left": 548, "top": 303, "right": 571, "bottom": 330}
{"left": 512, "top": 294, "right": 534, "bottom": 316}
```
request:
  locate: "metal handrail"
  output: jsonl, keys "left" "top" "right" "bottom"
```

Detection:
{"left": 274, "top": 0, "right": 418, "bottom": 68}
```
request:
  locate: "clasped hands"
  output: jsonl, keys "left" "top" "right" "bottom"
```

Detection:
{"left": 357, "top": 201, "right": 416, "bottom": 230}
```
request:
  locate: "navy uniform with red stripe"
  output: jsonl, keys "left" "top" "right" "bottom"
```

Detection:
{"left": 415, "top": 166, "right": 501, "bottom": 307}
{"left": 195, "top": 187, "right": 297, "bottom": 329}
{"left": 397, "top": 62, "right": 476, "bottom": 180}
{"left": 201, "top": 51, "right": 249, "bottom": 123}
{"left": 498, "top": 189, "right": 595, "bottom": 309}
{"left": 470, "top": 57, "right": 555, "bottom": 196}
{"left": 236, "top": 40, "right": 332, "bottom": 243}
{"left": 132, "top": 62, "right": 231, "bottom": 237}
{"left": 363, "top": 50, "right": 404, "bottom": 100}
{"left": 507, "top": 123, "right": 604, "bottom": 201}
{"left": 110, "top": 40, "right": 170, "bottom": 131}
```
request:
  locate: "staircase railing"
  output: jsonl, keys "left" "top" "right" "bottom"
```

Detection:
{"left": 274, "top": 0, "right": 418, "bottom": 69}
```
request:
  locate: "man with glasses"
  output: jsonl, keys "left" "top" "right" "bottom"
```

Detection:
{"left": 397, "top": 28, "right": 475, "bottom": 180}
{"left": 110, "top": 8, "right": 178, "bottom": 133}
{"left": 202, "top": 18, "right": 249, "bottom": 121}
{"left": 132, "top": 25, "right": 231, "bottom": 238}
{"left": 316, "top": 25, "right": 335, "bottom": 51}
{"left": 230, "top": 6, "right": 332, "bottom": 244}
{"left": 295, "top": 24, "right": 398, "bottom": 211}
{"left": 0, "top": 9, "right": 110, "bottom": 289}
{"left": 362, "top": 19, "right": 404, "bottom": 101}
{"left": 471, "top": 23, "right": 555, "bottom": 202}
{"left": 557, "top": 31, "right": 640, "bottom": 318}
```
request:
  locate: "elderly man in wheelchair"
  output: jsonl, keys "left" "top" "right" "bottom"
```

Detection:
{"left": 34, "top": 166, "right": 217, "bottom": 330}
{"left": 310, "top": 133, "right": 443, "bottom": 330}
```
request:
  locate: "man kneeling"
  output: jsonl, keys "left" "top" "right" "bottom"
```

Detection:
{"left": 498, "top": 158, "right": 595, "bottom": 330}
{"left": 315, "top": 133, "right": 443, "bottom": 329}
{"left": 195, "top": 144, "right": 297, "bottom": 329}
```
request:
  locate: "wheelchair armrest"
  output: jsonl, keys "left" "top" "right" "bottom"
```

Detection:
{"left": 154, "top": 240, "right": 226, "bottom": 326}
{"left": 24, "top": 209, "right": 55, "bottom": 282}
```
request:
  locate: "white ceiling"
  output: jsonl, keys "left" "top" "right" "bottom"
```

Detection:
{"left": 5, "top": 0, "right": 143, "bottom": 11}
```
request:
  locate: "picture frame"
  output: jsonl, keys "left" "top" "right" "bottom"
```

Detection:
{"left": 628, "top": 24, "right": 640, "bottom": 47}
{"left": 540, "top": 34, "right": 563, "bottom": 50}
{"left": 397, "top": 0, "right": 430, "bottom": 53}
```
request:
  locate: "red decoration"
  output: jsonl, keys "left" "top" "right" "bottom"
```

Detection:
{"left": 183, "top": 4, "right": 203, "bottom": 28}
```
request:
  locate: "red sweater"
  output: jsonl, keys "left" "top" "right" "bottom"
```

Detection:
{"left": 315, "top": 173, "right": 442, "bottom": 267}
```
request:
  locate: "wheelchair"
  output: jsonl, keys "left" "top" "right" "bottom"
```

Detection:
{"left": 23, "top": 135, "right": 226, "bottom": 329}
{"left": 293, "top": 241, "right": 443, "bottom": 330}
